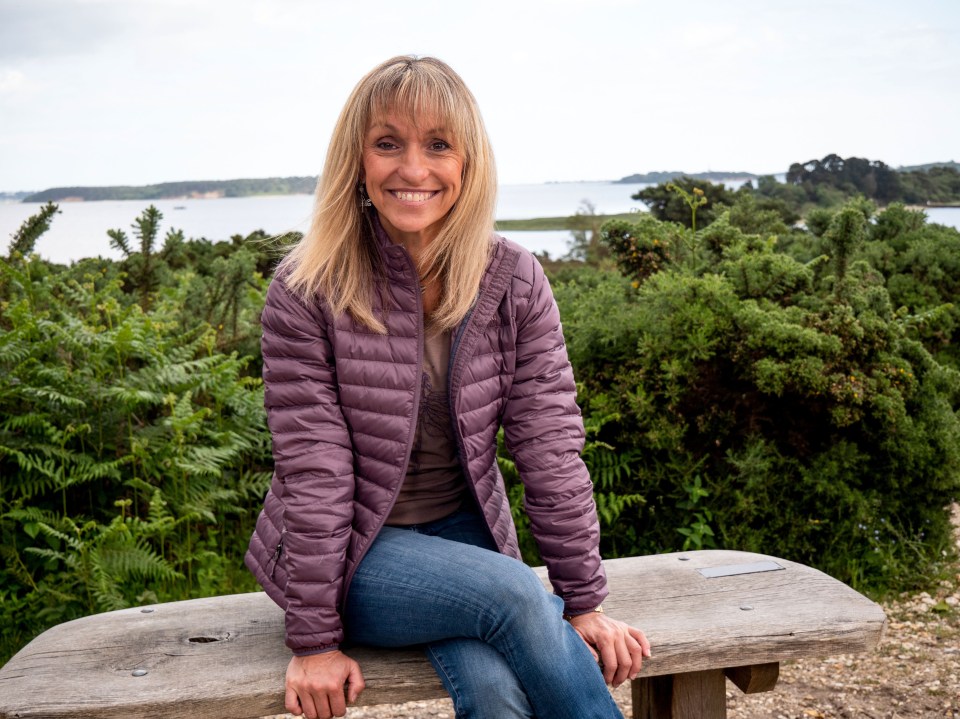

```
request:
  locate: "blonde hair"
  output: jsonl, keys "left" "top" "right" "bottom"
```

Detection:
{"left": 280, "top": 56, "right": 497, "bottom": 332}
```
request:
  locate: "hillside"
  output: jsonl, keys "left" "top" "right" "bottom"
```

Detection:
{"left": 0, "top": 191, "right": 34, "bottom": 202}
{"left": 23, "top": 176, "right": 317, "bottom": 203}
{"left": 617, "top": 161, "right": 960, "bottom": 186}
{"left": 897, "top": 160, "right": 960, "bottom": 172}
{"left": 615, "top": 170, "right": 758, "bottom": 184}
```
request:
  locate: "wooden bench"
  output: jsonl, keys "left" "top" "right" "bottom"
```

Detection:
{"left": 0, "top": 549, "right": 886, "bottom": 719}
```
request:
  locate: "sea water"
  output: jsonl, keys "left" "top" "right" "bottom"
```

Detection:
{"left": 1, "top": 182, "right": 958, "bottom": 265}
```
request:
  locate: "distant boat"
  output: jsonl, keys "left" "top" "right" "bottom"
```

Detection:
{"left": 173, "top": 205, "right": 187, "bottom": 210}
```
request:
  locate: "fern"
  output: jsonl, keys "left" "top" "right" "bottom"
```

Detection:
{"left": 1, "top": 211, "right": 271, "bottom": 661}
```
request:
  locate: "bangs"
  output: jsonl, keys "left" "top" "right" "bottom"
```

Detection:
{"left": 364, "top": 61, "right": 474, "bottom": 155}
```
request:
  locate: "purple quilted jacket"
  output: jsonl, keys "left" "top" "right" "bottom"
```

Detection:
{"left": 245, "top": 221, "right": 608, "bottom": 655}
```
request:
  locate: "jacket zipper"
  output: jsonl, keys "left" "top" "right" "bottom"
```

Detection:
{"left": 447, "top": 302, "right": 487, "bottom": 517}
{"left": 340, "top": 247, "right": 425, "bottom": 606}
{"left": 449, "top": 300, "right": 476, "bottom": 362}
{"left": 446, "top": 245, "right": 517, "bottom": 552}
{"left": 269, "top": 533, "right": 284, "bottom": 580}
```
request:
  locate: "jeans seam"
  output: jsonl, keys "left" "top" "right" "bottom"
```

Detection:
{"left": 427, "top": 644, "right": 464, "bottom": 718}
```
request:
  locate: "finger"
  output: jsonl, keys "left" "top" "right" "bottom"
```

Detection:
{"left": 317, "top": 692, "right": 336, "bottom": 719}
{"left": 300, "top": 692, "right": 320, "bottom": 719}
{"left": 328, "top": 686, "right": 347, "bottom": 718}
{"left": 612, "top": 631, "right": 633, "bottom": 687}
{"left": 598, "top": 635, "right": 618, "bottom": 685}
{"left": 622, "top": 629, "right": 645, "bottom": 679}
{"left": 346, "top": 663, "right": 366, "bottom": 704}
{"left": 629, "top": 626, "right": 652, "bottom": 657}
{"left": 284, "top": 687, "right": 302, "bottom": 716}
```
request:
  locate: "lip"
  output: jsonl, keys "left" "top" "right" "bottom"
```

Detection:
{"left": 389, "top": 190, "right": 440, "bottom": 203}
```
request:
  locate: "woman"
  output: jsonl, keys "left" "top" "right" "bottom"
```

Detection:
{"left": 245, "top": 55, "right": 650, "bottom": 719}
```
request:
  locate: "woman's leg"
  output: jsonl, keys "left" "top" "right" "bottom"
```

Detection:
{"left": 418, "top": 510, "right": 533, "bottom": 719}
{"left": 342, "top": 516, "right": 623, "bottom": 719}
{"left": 427, "top": 638, "right": 533, "bottom": 719}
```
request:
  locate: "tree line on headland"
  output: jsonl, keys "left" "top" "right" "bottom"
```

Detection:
{"left": 1, "top": 158, "right": 958, "bottom": 664}
{"left": 22, "top": 176, "right": 318, "bottom": 203}
{"left": 627, "top": 156, "right": 960, "bottom": 216}
{"left": 17, "top": 155, "right": 960, "bottom": 206}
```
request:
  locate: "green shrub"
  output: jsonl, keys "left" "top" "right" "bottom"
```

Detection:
{"left": 539, "top": 199, "right": 960, "bottom": 596}
{"left": 0, "top": 211, "right": 272, "bottom": 662}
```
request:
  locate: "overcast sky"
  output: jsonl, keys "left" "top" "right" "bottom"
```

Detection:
{"left": 1, "top": 0, "right": 958, "bottom": 192}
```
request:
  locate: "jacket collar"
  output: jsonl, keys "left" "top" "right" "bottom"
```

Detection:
{"left": 369, "top": 208, "right": 508, "bottom": 269}
{"left": 370, "top": 210, "right": 400, "bottom": 254}
{"left": 367, "top": 208, "right": 514, "bottom": 304}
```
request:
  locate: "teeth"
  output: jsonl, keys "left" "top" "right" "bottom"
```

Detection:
{"left": 394, "top": 191, "right": 433, "bottom": 202}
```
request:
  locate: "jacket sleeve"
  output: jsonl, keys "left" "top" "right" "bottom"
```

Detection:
{"left": 500, "top": 253, "right": 608, "bottom": 614}
{"left": 261, "top": 276, "right": 355, "bottom": 654}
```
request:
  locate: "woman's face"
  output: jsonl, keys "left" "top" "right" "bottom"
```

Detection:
{"left": 362, "top": 109, "right": 463, "bottom": 250}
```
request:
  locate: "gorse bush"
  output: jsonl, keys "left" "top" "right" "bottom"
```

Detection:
{"left": 861, "top": 204, "right": 960, "bottom": 368}
{"left": 547, "top": 195, "right": 960, "bottom": 595}
{"left": 0, "top": 207, "right": 274, "bottom": 662}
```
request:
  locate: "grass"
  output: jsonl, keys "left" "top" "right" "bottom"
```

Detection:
{"left": 494, "top": 211, "right": 644, "bottom": 231}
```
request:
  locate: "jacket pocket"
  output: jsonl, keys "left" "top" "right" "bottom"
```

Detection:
{"left": 268, "top": 532, "right": 285, "bottom": 580}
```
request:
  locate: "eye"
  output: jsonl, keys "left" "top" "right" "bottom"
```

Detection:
{"left": 375, "top": 140, "right": 399, "bottom": 151}
{"left": 430, "top": 140, "right": 452, "bottom": 152}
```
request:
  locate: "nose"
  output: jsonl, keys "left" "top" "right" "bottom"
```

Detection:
{"left": 397, "top": 147, "right": 430, "bottom": 184}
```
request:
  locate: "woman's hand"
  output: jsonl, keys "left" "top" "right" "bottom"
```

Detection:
{"left": 285, "top": 651, "right": 365, "bottom": 719}
{"left": 568, "top": 612, "right": 651, "bottom": 687}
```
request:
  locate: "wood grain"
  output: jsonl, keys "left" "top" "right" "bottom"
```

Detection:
{"left": 0, "top": 550, "right": 886, "bottom": 719}
{"left": 724, "top": 662, "right": 779, "bottom": 694}
{"left": 633, "top": 670, "right": 728, "bottom": 719}
{"left": 671, "top": 670, "right": 726, "bottom": 719}
{"left": 633, "top": 674, "right": 673, "bottom": 718}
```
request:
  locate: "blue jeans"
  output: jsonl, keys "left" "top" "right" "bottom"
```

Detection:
{"left": 342, "top": 508, "right": 624, "bottom": 719}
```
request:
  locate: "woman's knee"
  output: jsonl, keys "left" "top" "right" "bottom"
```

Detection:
{"left": 485, "top": 556, "right": 546, "bottom": 599}
{"left": 483, "top": 558, "right": 561, "bottom": 621}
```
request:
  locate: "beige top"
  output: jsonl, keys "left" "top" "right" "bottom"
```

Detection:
{"left": 386, "top": 326, "right": 467, "bottom": 526}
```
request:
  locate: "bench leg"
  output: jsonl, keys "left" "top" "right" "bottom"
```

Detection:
{"left": 631, "top": 669, "right": 726, "bottom": 719}
{"left": 724, "top": 662, "right": 779, "bottom": 694}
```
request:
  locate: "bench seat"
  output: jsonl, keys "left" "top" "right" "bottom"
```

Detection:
{"left": 0, "top": 549, "right": 886, "bottom": 719}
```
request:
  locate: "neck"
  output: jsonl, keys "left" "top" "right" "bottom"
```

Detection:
{"left": 378, "top": 218, "right": 438, "bottom": 259}
{"left": 370, "top": 211, "right": 442, "bottom": 316}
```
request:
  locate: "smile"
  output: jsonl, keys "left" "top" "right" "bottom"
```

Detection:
{"left": 391, "top": 190, "right": 438, "bottom": 202}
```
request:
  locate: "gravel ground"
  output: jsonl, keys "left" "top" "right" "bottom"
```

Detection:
{"left": 270, "top": 506, "right": 960, "bottom": 718}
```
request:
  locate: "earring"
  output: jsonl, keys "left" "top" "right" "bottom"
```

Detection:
{"left": 358, "top": 182, "right": 372, "bottom": 209}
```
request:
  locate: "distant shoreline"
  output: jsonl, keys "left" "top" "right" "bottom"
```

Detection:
{"left": 20, "top": 176, "right": 319, "bottom": 204}
{"left": 12, "top": 161, "right": 960, "bottom": 204}
{"left": 14, "top": 172, "right": 758, "bottom": 203}
{"left": 29, "top": 191, "right": 317, "bottom": 204}
{"left": 613, "top": 171, "right": 760, "bottom": 184}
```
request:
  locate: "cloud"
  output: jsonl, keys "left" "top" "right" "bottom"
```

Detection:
{"left": 0, "top": 68, "right": 27, "bottom": 93}
{"left": 1, "top": 0, "right": 959, "bottom": 190}
{"left": 0, "top": 0, "right": 135, "bottom": 60}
